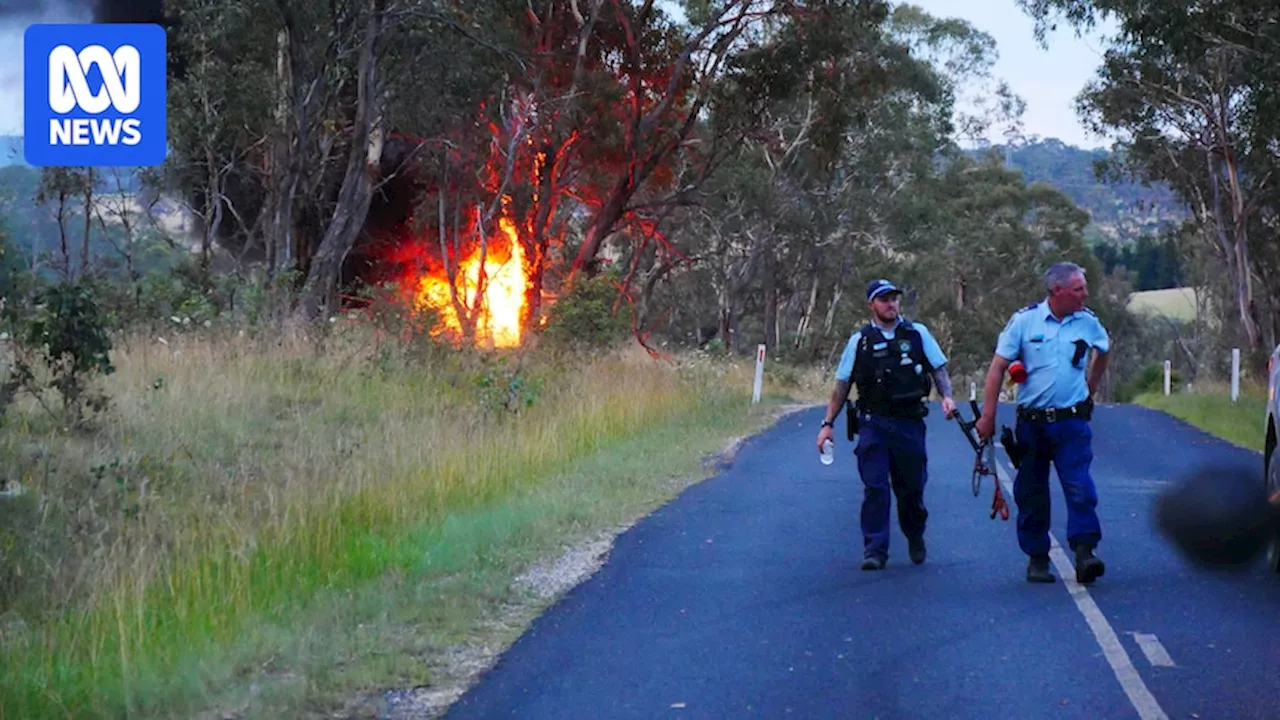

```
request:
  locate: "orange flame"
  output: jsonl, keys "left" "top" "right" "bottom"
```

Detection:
{"left": 413, "top": 215, "right": 529, "bottom": 349}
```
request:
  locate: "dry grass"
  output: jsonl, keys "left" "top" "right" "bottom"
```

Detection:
{"left": 0, "top": 323, "right": 780, "bottom": 718}
{"left": 1127, "top": 287, "right": 1200, "bottom": 322}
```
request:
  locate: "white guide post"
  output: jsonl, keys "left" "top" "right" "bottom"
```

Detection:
{"left": 752, "top": 344, "right": 766, "bottom": 404}
{"left": 1231, "top": 348, "right": 1240, "bottom": 403}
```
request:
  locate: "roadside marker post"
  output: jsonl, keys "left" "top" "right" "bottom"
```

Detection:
{"left": 752, "top": 344, "right": 765, "bottom": 404}
{"left": 1231, "top": 348, "right": 1240, "bottom": 403}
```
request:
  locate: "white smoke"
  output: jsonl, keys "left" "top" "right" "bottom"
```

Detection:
{"left": 0, "top": 0, "right": 94, "bottom": 136}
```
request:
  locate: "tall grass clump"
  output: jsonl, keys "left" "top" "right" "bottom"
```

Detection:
{"left": 0, "top": 312, "right": 768, "bottom": 718}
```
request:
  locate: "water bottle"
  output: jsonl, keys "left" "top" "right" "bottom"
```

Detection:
{"left": 820, "top": 438, "right": 835, "bottom": 465}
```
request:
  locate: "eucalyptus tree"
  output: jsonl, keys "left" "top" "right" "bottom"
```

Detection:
{"left": 1017, "top": 0, "right": 1280, "bottom": 359}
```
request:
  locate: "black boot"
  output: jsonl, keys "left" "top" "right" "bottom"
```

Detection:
{"left": 1075, "top": 545, "right": 1106, "bottom": 584}
{"left": 908, "top": 535, "right": 927, "bottom": 565}
{"left": 1027, "top": 554, "right": 1055, "bottom": 583}
{"left": 861, "top": 554, "right": 887, "bottom": 571}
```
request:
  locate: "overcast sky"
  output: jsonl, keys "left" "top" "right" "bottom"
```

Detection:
{"left": 0, "top": 1, "right": 1116, "bottom": 149}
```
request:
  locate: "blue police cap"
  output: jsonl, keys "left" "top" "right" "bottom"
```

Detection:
{"left": 866, "top": 279, "right": 901, "bottom": 301}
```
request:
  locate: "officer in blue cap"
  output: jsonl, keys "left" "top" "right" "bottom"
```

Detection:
{"left": 975, "top": 261, "right": 1111, "bottom": 584}
{"left": 816, "top": 278, "right": 957, "bottom": 570}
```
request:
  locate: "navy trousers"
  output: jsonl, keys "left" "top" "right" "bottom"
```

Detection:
{"left": 853, "top": 414, "right": 929, "bottom": 560}
{"left": 1012, "top": 416, "right": 1102, "bottom": 557}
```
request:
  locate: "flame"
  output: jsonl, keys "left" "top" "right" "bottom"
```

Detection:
{"left": 414, "top": 215, "right": 528, "bottom": 349}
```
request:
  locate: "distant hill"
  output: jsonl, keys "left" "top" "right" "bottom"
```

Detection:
{"left": 967, "top": 138, "right": 1190, "bottom": 247}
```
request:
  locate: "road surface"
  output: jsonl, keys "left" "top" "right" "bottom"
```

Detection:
{"left": 441, "top": 402, "right": 1280, "bottom": 719}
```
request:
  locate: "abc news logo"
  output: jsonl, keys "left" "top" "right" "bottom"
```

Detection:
{"left": 48, "top": 44, "right": 143, "bottom": 147}
{"left": 24, "top": 24, "right": 167, "bottom": 167}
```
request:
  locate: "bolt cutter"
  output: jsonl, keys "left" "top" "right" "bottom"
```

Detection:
{"left": 953, "top": 399, "right": 1011, "bottom": 521}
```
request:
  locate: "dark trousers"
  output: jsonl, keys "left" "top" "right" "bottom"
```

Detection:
{"left": 1012, "top": 417, "right": 1102, "bottom": 557}
{"left": 853, "top": 414, "right": 928, "bottom": 560}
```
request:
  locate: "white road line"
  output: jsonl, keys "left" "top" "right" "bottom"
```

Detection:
{"left": 993, "top": 444, "right": 1170, "bottom": 720}
{"left": 1130, "top": 633, "right": 1177, "bottom": 668}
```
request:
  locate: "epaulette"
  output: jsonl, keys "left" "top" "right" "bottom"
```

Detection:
{"left": 1017, "top": 302, "right": 1039, "bottom": 314}
{"left": 1082, "top": 307, "right": 1098, "bottom": 317}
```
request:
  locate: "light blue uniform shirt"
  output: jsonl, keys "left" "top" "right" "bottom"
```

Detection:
{"left": 835, "top": 319, "right": 948, "bottom": 382}
{"left": 995, "top": 299, "right": 1111, "bottom": 409}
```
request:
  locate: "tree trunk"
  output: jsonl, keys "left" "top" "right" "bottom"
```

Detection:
{"left": 80, "top": 173, "right": 93, "bottom": 277}
{"left": 718, "top": 304, "right": 733, "bottom": 352}
{"left": 293, "top": 1, "right": 384, "bottom": 322}
{"left": 794, "top": 276, "right": 818, "bottom": 350}
{"left": 764, "top": 282, "right": 778, "bottom": 352}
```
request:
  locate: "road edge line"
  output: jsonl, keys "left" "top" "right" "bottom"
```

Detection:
{"left": 993, "top": 443, "right": 1170, "bottom": 720}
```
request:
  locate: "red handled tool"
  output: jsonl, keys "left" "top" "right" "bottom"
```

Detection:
{"left": 954, "top": 400, "right": 1011, "bottom": 521}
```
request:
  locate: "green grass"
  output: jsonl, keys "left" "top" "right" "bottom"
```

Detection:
{"left": 1134, "top": 382, "right": 1268, "bottom": 453}
{"left": 0, "top": 326, "right": 797, "bottom": 719}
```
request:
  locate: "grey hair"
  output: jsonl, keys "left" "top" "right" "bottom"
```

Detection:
{"left": 1044, "top": 261, "right": 1085, "bottom": 292}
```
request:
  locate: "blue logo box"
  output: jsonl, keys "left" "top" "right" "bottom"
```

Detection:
{"left": 23, "top": 23, "right": 167, "bottom": 167}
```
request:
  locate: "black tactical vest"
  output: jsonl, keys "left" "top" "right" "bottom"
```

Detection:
{"left": 852, "top": 320, "right": 933, "bottom": 418}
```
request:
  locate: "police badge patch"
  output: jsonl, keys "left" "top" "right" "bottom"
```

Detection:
{"left": 898, "top": 340, "right": 911, "bottom": 354}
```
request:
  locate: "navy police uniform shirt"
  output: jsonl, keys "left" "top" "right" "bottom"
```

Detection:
{"left": 995, "top": 298, "right": 1110, "bottom": 410}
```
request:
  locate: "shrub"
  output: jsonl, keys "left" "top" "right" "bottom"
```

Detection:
{"left": 1115, "top": 362, "right": 1181, "bottom": 403}
{"left": 6, "top": 280, "right": 115, "bottom": 426}
{"left": 539, "top": 273, "right": 633, "bottom": 350}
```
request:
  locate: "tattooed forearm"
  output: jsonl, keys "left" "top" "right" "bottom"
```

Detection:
{"left": 932, "top": 367, "right": 953, "bottom": 398}
{"left": 825, "top": 380, "right": 851, "bottom": 423}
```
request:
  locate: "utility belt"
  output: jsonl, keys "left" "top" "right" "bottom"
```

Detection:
{"left": 1016, "top": 398, "right": 1093, "bottom": 425}
{"left": 846, "top": 398, "right": 927, "bottom": 437}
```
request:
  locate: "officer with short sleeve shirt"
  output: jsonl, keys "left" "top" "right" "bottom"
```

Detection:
{"left": 816, "top": 279, "right": 957, "bottom": 570}
{"left": 976, "top": 262, "right": 1111, "bottom": 585}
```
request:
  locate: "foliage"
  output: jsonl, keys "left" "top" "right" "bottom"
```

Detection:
{"left": 3, "top": 279, "right": 115, "bottom": 426}
{"left": 1114, "top": 362, "right": 1181, "bottom": 403}
{"left": 0, "top": 323, "right": 771, "bottom": 719}
{"left": 1016, "top": 0, "right": 1280, "bottom": 360}
{"left": 977, "top": 138, "right": 1188, "bottom": 246}
{"left": 1092, "top": 232, "right": 1182, "bottom": 291}
{"left": 539, "top": 272, "right": 633, "bottom": 350}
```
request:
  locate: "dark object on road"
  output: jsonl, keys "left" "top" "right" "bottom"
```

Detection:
{"left": 953, "top": 400, "right": 1010, "bottom": 521}
{"left": 1154, "top": 462, "right": 1277, "bottom": 568}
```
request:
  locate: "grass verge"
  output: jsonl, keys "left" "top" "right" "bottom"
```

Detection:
{"left": 1133, "top": 381, "right": 1267, "bottom": 453}
{"left": 0, "top": 324, "right": 810, "bottom": 719}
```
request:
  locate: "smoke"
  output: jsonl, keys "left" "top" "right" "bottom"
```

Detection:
{"left": 0, "top": 0, "right": 165, "bottom": 136}
{"left": 0, "top": 0, "right": 162, "bottom": 23}
{"left": 90, "top": 0, "right": 164, "bottom": 24}
{"left": 0, "top": 0, "right": 90, "bottom": 22}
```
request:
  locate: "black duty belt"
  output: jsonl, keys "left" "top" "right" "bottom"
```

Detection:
{"left": 1017, "top": 399, "right": 1093, "bottom": 424}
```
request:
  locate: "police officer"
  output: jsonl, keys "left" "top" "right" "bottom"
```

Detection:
{"left": 976, "top": 261, "right": 1111, "bottom": 584}
{"left": 816, "top": 279, "right": 957, "bottom": 570}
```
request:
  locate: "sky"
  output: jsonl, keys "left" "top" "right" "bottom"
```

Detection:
{"left": 0, "top": 0, "right": 1116, "bottom": 149}
{"left": 905, "top": 0, "right": 1118, "bottom": 149}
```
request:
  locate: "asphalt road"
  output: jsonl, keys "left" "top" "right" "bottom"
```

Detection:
{"left": 442, "top": 402, "right": 1280, "bottom": 719}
